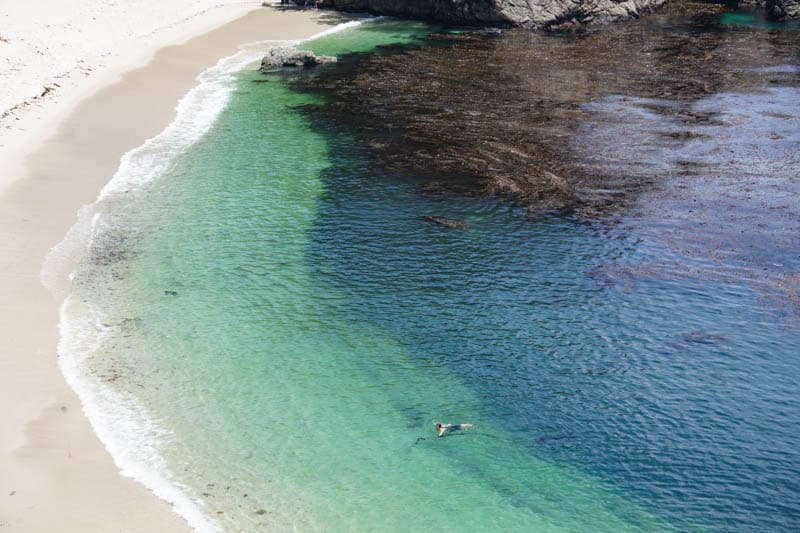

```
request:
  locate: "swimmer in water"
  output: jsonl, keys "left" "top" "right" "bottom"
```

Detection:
{"left": 435, "top": 422, "right": 473, "bottom": 437}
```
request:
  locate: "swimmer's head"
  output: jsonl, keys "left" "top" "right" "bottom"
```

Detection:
{"left": 435, "top": 423, "right": 442, "bottom": 430}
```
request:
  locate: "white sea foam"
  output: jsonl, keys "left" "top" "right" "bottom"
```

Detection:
{"left": 45, "top": 18, "right": 374, "bottom": 532}
{"left": 303, "top": 18, "right": 373, "bottom": 41}
{"left": 99, "top": 18, "right": 372, "bottom": 201}
{"left": 58, "top": 292, "right": 222, "bottom": 532}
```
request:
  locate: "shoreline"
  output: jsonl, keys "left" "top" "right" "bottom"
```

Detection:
{"left": 0, "top": 5, "right": 349, "bottom": 531}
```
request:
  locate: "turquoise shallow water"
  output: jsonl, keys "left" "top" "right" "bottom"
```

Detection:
{"left": 720, "top": 11, "right": 800, "bottom": 29}
{"left": 65, "top": 19, "right": 800, "bottom": 532}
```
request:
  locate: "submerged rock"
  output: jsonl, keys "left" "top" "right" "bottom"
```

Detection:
{"left": 260, "top": 47, "right": 337, "bottom": 71}
{"left": 421, "top": 215, "right": 470, "bottom": 230}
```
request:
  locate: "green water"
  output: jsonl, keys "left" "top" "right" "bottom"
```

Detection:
{"left": 67, "top": 21, "right": 679, "bottom": 531}
{"left": 719, "top": 11, "right": 800, "bottom": 29}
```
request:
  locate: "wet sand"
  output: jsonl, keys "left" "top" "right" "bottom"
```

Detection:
{"left": 0, "top": 6, "right": 348, "bottom": 531}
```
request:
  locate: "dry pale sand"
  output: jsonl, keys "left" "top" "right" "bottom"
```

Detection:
{"left": 0, "top": 6, "right": 349, "bottom": 531}
{"left": 1, "top": 0, "right": 261, "bottom": 122}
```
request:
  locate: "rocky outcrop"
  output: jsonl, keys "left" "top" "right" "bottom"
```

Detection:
{"left": 767, "top": 0, "right": 800, "bottom": 19}
{"left": 305, "top": 0, "right": 668, "bottom": 28}
{"left": 260, "top": 47, "right": 337, "bottom": 71}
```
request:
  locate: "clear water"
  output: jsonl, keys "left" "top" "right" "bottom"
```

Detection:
{"left": 719, "top": 11, "right": 800, "bottom": 30}
{"left": 64, "top": 19, "right": 800, "bottom": 532}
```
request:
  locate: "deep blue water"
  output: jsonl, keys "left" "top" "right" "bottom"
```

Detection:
{"left": 302, "top": 108, "right": 800, "bottom": 531}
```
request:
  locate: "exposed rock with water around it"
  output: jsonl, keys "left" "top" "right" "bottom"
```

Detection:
{"left": 260, "top": 47, "right": 337, "bottom": 71}
{"left": 767, "top": 0, "right": 800, "bottom": 19}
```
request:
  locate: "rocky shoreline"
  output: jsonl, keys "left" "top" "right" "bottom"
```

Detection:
{"left": 768, "top": 0, "right": 800, "bottom": 19}
{"left": 292, "top": 0, "right": 669, "bottom": 27}
{"left": 289, "top": 0, "right": 799, "bottom": 25}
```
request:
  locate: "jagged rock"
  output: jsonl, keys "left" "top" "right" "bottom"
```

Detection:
{"left": 301, "top": 0, "right": 668, "bottom": 27}
{"left": 767, "top": 0, "right": 800, "bottom": 19}
{"left": 260, "top": 47, "right": 337, "bottom": 71}
{"left": 421, "top": 215, "right": 470, "bottom": 230}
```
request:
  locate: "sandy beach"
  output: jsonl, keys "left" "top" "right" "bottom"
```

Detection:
{"left": 0, "top": 3, "right": 347, "bottom": 530}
